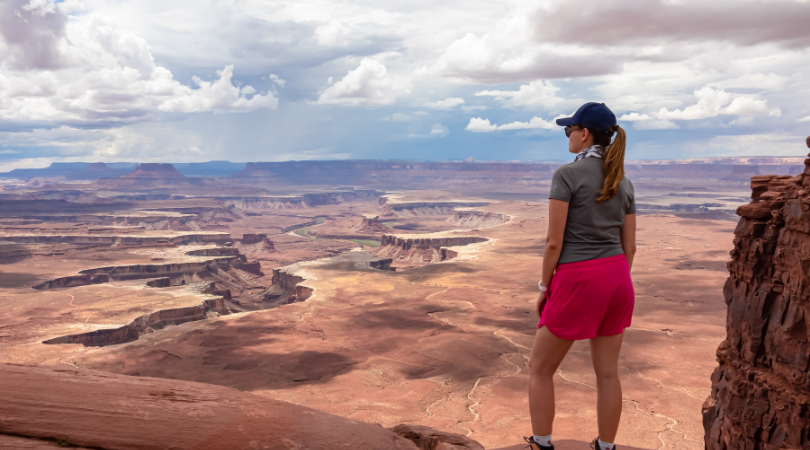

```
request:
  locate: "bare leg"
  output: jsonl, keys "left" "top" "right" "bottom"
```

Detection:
{"left": 589, "top": 333, "right": 625, "bottom": 442}
{"left": 529, "top": 326, "right": 575, "bottom": 436}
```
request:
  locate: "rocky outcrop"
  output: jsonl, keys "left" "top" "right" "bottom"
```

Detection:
{"left": 0, "top": 363, "right": 483, "bottom": 450}
{"left": 146, "top": 277, "right": 171, "bottom": 288}
{"left": 121, "top": 163, "right": 186, "bottom": 179}
{"left": 233, "top": 233, "right": 275, "bottom": 256}
{"left": 223, "top": 191, "right": 381, "bottom": 210}
{"left": 33, "top": 255, "right": 262, "bottom": 289}
{"left": 379, "top": 234, "right": 488, "bottom": 249}
{"left": 352, "top": 214, "right": 391, "bottom": 233}
{"left": 185, "top": 247, "right": 240, "bottom": 257}
{"left": 382, "top": 201, "right": 490, "bottom": 217}
{"left": 281, "top": 218, "right": 326, "bottom": 232}
{"left": 376, "top": 234, "right": 488, "bottom": 265}
{"left": 272, "top": 267, "right": 314, "bottom": 302}
{"left": 703, "top": 147, "right": 810, "bottom": 449}
{"left": 391, "top": 425, "right": 484, "bottom": 450}
{"left": 32, "top": 273, "right": 109, "bottom": 290}
{"left": 447, "top": 210, "right": 510, "bottom": 229}
{"left": 43, "top": 296, "right": 228, "bottom": 347}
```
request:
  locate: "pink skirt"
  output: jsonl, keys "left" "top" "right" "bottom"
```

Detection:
{"left": 538, "top": 254, "right": 634, "bottom": 340}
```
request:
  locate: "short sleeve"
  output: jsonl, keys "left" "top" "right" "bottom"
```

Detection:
{"left": 549, "top": 166, "right": 573, "bottom": 202}
{"left": 626, "top": 179, "right": 636, "bottom": 214}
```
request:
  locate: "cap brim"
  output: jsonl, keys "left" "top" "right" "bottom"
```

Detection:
{"left": 555, "top": 117, "right": 577, "bottom": 126}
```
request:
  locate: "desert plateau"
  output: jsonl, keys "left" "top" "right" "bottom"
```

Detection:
{"left": 0, "top": 152, "right": 807, "bottom": 450}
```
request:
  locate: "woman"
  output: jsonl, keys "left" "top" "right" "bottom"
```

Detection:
{"left": 524, "top": 102, "right": 636, "bottom": 450}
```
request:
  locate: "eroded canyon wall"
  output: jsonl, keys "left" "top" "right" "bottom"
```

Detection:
{"left": 703, "top": 152, "right": 810, "bottom": 449}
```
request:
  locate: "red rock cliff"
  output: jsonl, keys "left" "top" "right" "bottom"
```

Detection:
{"left": 0, "top": 363, "right": 484, "bottom": 449}
{"left": 703, "top": 145, "right": 810, "bottom": 449}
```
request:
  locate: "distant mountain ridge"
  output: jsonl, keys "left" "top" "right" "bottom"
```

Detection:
{"left": 0, "top": 156, "right": 805, "bottom": 183}
{"left": 0, "top": 161, "right": 246, "bottom": 180}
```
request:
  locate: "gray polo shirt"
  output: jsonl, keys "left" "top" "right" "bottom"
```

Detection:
{"left": 549, "top": 157, "right": 635, "bottom": 264}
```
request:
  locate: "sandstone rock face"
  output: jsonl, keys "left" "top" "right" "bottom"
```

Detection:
{"left": 272, "top": 266, "right": 314, "bottom": 301}
{"left": 0, "top": 363, "right": 474, "bottom": 450}
{"left": 122, "top": 163, "right": 186, "bottom": 179}
{"left": 702, "top": 156, "right": 810, "bottom": 449}
{"left": 376, "top": 234, "right": 487, "bottom": 266}
{"left": 353, "top": 214, "right": 391, "bottom": 233}
{"left": 42, "top": 297, "right": 229, "bottom": 346}
{"left": 447, "top": 210, "right": 510, "bottom": 229}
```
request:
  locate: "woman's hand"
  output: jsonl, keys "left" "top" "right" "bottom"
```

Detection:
{"left": 536, "top": 291, "right": 548, "bottom": 319}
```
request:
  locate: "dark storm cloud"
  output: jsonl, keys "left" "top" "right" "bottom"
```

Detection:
{"left": 0, "top": 0, "right": 68, "bottom": 70}
{"left": 533, "top": 0, "right": 810, "bottom": 48}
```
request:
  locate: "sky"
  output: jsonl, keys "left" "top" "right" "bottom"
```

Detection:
{"left": 0, "top": 0, "right": 809, "bottom": 170}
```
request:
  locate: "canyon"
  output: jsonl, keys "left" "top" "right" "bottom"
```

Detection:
{"left": 0, "top": 153, "right": 807, "bottom": 449}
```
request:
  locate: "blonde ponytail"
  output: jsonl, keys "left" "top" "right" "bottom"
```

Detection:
{"left": 596, "top": 124, "right": 626, "bottom": 203}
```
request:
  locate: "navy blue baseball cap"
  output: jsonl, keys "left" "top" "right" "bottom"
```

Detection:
{"left": 555, "top": 102, "right": 616, "bottom": 133}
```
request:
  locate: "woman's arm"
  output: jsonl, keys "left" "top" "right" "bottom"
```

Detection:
{"left": 621, "top": 213, "right": 637, "bottom": 270}
{"left": 541, "top": 199, "right": 569, "bottom": 291}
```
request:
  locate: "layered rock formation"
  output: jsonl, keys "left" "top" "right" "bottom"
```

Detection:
{"left": 380, "top": 199, "right": 490, "bottom": 217}
{"left": 229, "top": 158, "right": 805, "bottom": 187}
{"left": 33, "top": 252, "right": 262, "bottom": 289}
{"left": 121, "top": 163, "right": 186, "bottom": 179}
{"left": 223, "top": 191, "right": 381, "bottom": 210}
{"left": 376, "top": 234, "right": 488, "bottom": 265}
{"left": 354, "top": 214, "right": 391, "bottom": 233}
{"left": 42, "top": 296, "right": 230, "bottom": 347}
{"left": 272, "top": 266, "right": 314, "bottom": 302}
{"left": 447, "top": 210, "right": 510, "bottom": 229}
{"left": 0, "top": 363, "right": 483, "bottom": 449}
{"left": 703, "top": 144, "right": 810, "bottom": 449}
{"left": 0, "top": 232, "right": 229, "bottom": 246}
{"left": 233, "top": 233, "right": 275, "bottom": 255}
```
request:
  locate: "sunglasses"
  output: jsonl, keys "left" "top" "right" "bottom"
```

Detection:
{"left": 564, "top": 126, "right": 581, "bottom": 138}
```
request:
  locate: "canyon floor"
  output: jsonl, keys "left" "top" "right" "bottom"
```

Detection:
{"left": 0, "top": 175, "right": 748, "bottom": 449}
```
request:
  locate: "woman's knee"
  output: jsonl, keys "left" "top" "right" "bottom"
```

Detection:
{"left": 529, "top": 358, "right": 558, "bottom": 379}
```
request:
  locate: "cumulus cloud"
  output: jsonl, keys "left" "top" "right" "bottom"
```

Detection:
{"left": 160, "top": 65, "right": 278, "bottom": 113}
{"left": 657, "top": 87, "right": 780, "bottom": 121}
{"left": 0, "top": 0, "right": 67, "bottom": 70}
{"left": 461, "top": 105, "right": 487, "bottom": 113}
{"left": 314, "top": 20, "right": 352, "bottom": 47}
{"left": 619, "top": 113, "right": 653, "bottom": 122}
{"left": 708, "top": 73, "right": 788, "bottom": 91}
{"left": 798, "top": 116, "right": 810, "bottom": 123}
{"left": 316, "top": 58, "right": 411, "bottom": 106}
{"left": 409, "top": 123, "right": 449, "bottom": 138}
{"left": 0, "top": 1, "right": 277, "bottom": 124}
{"left": 424, "top": 97, "right": 465, "bottom": 110}
{"left": 428, "top": 27, "right": 616, "bottom": 84}
{"left": 475, "top": 80, "right": 566, "bottom": 108}
{"left": 465, "top": 116, "right": 554, "bottom": 132}
{"left": 632, "top": 119, "right": 679, "bottom": 131}
{"left": 268, "top": 74, "right": 286, "bottom": 88}
{"left": 620, "top": 111, "right": 679, "bottom": 130}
